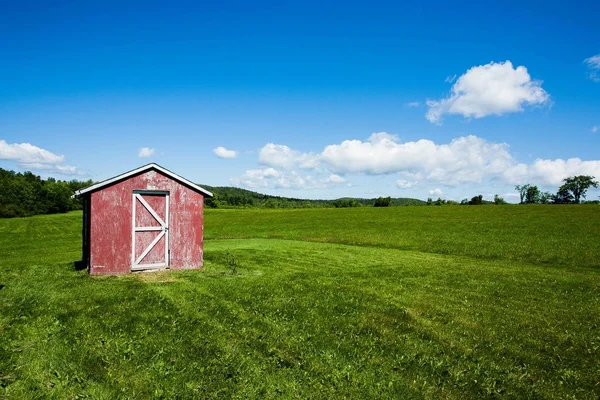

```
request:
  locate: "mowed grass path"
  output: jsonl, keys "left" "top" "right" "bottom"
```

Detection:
{"left": 0, "top": 208, "right": 599, "bottom": 398}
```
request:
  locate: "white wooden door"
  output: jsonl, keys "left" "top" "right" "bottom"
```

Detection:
{"left": 131, "top": 191, "right": 169, "bottom": 271}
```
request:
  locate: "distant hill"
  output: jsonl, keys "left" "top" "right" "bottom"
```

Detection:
{"left": 199, "top": 185, "right": 426, "bottom": 208}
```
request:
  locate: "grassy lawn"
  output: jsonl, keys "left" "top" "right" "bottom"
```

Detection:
{"left": 205, "top": 205, "right": 600, "bottom": 269}
{"left": 1, "top": 208, "right": 599, "bottom": 398}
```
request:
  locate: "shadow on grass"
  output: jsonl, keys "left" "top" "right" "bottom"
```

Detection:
{"left": 73, "top": 260, "right": 86, "bottom": 271}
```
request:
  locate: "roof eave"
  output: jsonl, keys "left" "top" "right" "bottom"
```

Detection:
{"left": 73, "top": 163, "right": 213, "bottom": 198}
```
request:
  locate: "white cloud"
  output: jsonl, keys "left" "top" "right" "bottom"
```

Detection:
{"left": 429, "top": 188, "right": 443, "bottom": 197}
{"left": 138, "top": 147, "right": 155, "bottom": 158}
{"left": 259, "top": 144, "right": 296, "bottom": 168}
{"left": 55, "top": 165, "right": 79, "bottom": 174}
{"left": 231, "top": 169, "right": 349, "bottom": 191}
{"left": 585, "top": 55, "right": 600, "bottom": 69}
{"left": 584, "top": 54, "right": 600, "bottom": 82}
{"left": 426, "top": 61, "right": 550, "bottom": 124}
{"left": 405, "top": 101, "right": 421, "bottom": 107}
{"left": 256, "top": 133, "right": 514, "bottom": 185}
{"left": 259, "top": 143, "right": 319, "bottom": 169}
{"left": 232, "top": 168, "right": 317, "bottom": 190}
{"left": 0, "top": 140, "right": 64, "bottom": 164}
{"left": 0, "top": 139, "right": 80, "bottom": 175}
{"left": 20, "top": 162, "right": 79, "bottom": 175}
{"left": 592, "top": 125, "right": 598, "bottom": 133}
{"left": 253, "top": 134, "right": 514, "bottom": 187}
{"left": 503, "top": 158, "right": 600, "bottom": 186}
{"left": 213, "top": 146, "right": 238, "bottom": 159}
{"left": 320, "top": 133, "right": 513, "bottom": 184}
{"left": 325, "top": 174, "right": 345, "bottom": 184}
{"left": 396, "top": 179, "right": 418, "bottom": 189}
{"left": 246, "top": 133, "right": 600, "bottom": 192}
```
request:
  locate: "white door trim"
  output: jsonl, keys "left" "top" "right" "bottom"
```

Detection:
{"left": 131, "top": 191, "right": 169, "bottom": 271}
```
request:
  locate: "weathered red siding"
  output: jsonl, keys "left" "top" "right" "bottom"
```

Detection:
{"left": 88, "top": 169, "right": 204, "bottom": 275}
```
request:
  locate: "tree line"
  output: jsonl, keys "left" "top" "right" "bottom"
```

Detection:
{"left": 424, "top": 195, "right": 501, "bottom": 206}
{"left": 201, "top": 185, "right": 425, "bottom": 209}
{"left": 0, "top": 168, "right": 92, "bottom": 218}
{"left": 1, "top": 168, "right": 597, "bottom": 218}
{"left": 202, "top": 185, "right": 332, "bottom": 208}
{"left": 414, "top": 175, "right": 598, "bottom": 207}
{"left": 515, "top": 175, "right": 598, "bottom": 204}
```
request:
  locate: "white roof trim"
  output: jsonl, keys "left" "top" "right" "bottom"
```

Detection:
{"left": 74, "top": 163, "right": 213, "bottom": 197}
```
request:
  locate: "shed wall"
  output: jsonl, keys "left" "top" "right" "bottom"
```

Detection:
{"left": 88, "top": 169, "right": 205, "bottom": 275}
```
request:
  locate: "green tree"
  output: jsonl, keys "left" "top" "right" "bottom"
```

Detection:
{"left": 373, "top": 196, "right": 392, "bottom": 207}
{"left": 557, "top": 175, "right": 598, "bottom": 204}
{"left": 333, "top": 199, "right": 359, "bottom": 208}
{"left": 493, "top": 194, "right": 507, "bottom": 205}
{"left": 0, "top": 167, "right": 94, "bottom": 218}
{"left": 41, "top": 181, "right": 74, "bottom": 214}
{"left": 553, "top": 187, "right": 574, "bottom": 204}
{"left": 515, "top": 184, "right": 530, "bottom": 204}
{"left": 539, "top": 191, "right": 553, "bottom": 204}
{"left": 205, "top": 195, "right": 219, "bottom": 208}
{"left": 469, "top": 195, "right": 483, "bottom": 205}
{"left": 525, "top": 185, "right": 541, "bottom": 204}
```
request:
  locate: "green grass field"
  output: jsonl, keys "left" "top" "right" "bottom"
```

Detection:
{"left": 1, "top": 206, "right": 599, "bottom": 398}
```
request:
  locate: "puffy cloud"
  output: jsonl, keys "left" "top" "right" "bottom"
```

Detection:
{"left": 429, "top": 188, "right": 443, "bottom": 197}
{"left": 259, "top": 144, "right": 296, "bottom": 168}
{"left": 258, "top": 133, "right": 514, "bottom": 185}
{"left": 396, "top": 179, "right": 418, "bottom": 189}
{"left": 0, "top": 140, "right": 64, "bottom": 164}
{"left": 426, "top": 61, "right": 550, "bottom": 124}
{"left": 320, "top": 133, "right": 513, "bottom": 184}
{"left": 253, "top": 134, "right": 514, "bottom": 187}
{"left": 0, "top": 139, "right": 80, "bottom": 175}
{"left": 247, "top": 133, "right": 600, "bottom": 191}
{"left": 584, "top": 54, "right": 600, "bottom": 82}
{"left": 504, "top": 158, "right": 600, "bottom": 186}
{"left": 259, "top": 143, "right": 319, "bottom": 169}
{"left": 213, "top": 146, "right": 238, "bottom": 159}
{"left": 232, "top": 168, "right": 317, "bottom": 190}
{"left": 138, "top": 147, "right": 155, "bottom": 158}
{"left": 231, "top": 169, "right": 349, "bottom": 190}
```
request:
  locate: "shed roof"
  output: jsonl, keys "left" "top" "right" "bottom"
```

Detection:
{"left": 74, "top": 163, "right": 213, "bottom": 197}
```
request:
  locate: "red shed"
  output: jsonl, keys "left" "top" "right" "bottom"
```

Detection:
{"left": 75, "top": 163, "right": 213, "bottom": 275}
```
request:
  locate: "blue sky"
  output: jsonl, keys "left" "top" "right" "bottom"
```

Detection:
{"left": 1, "top": 1, "right": 599, "bottom": 201}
